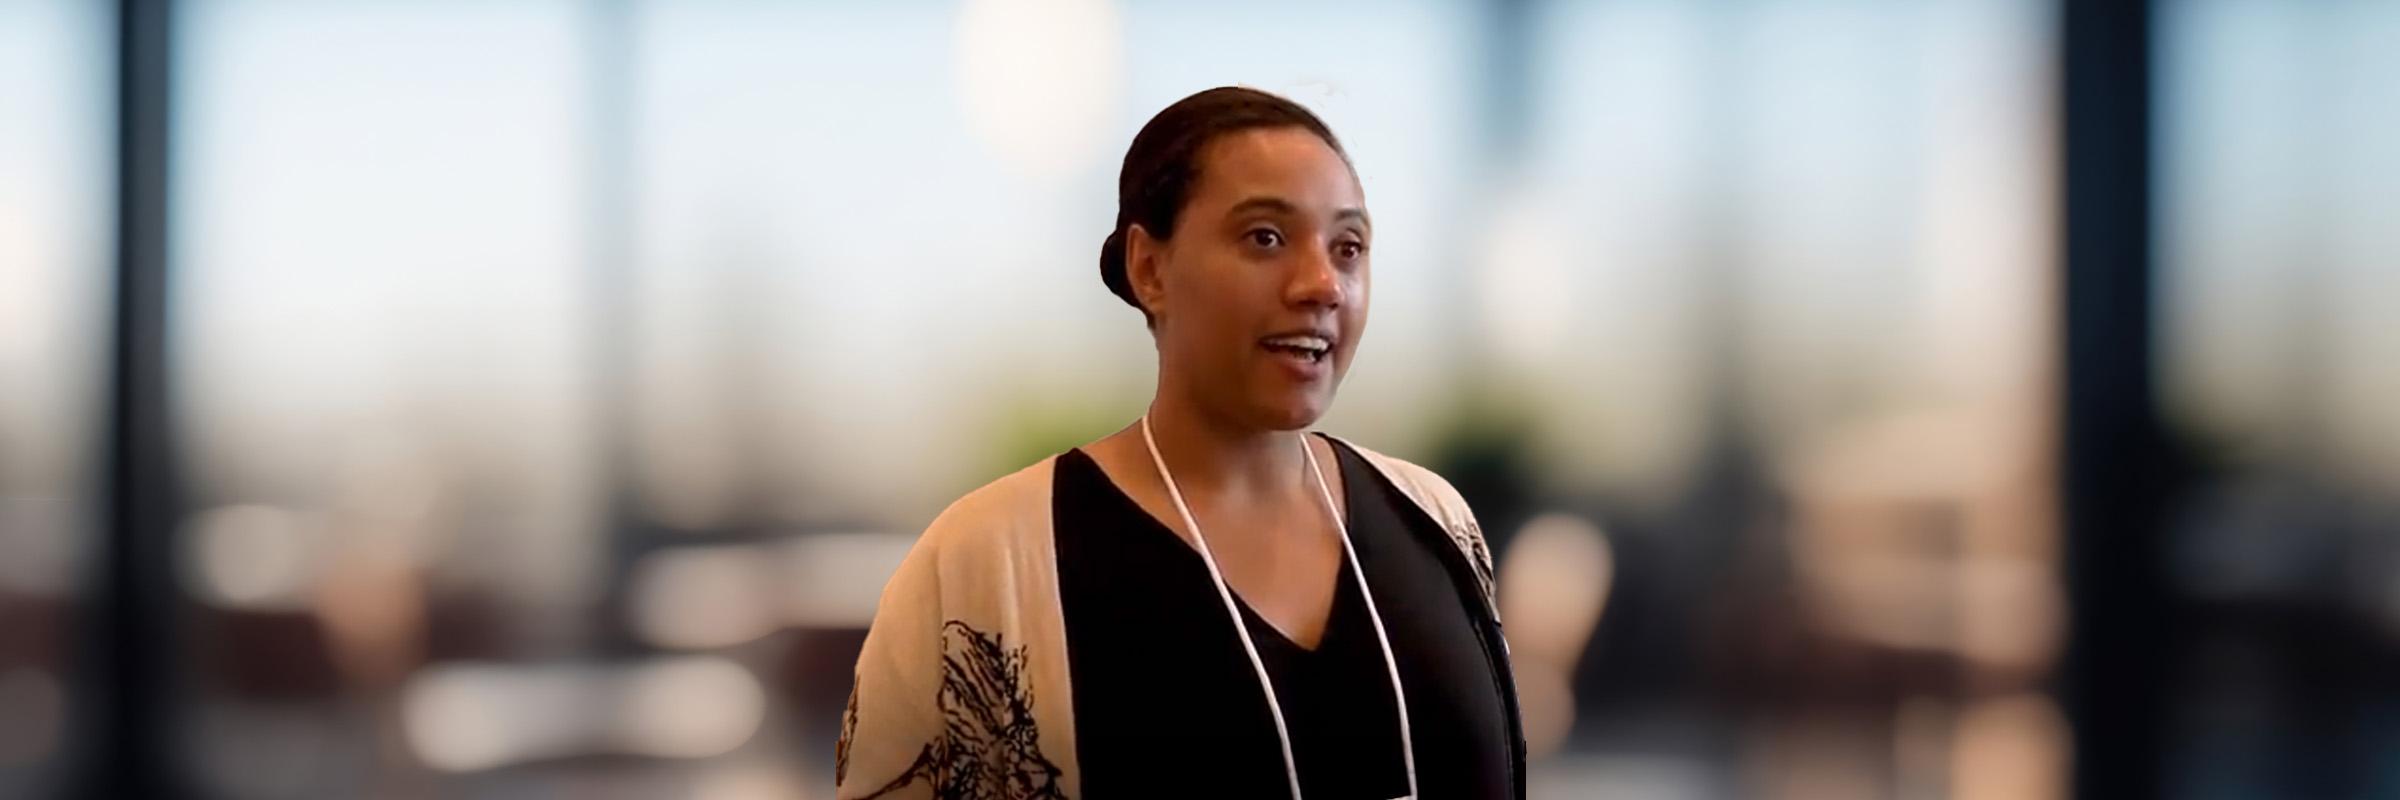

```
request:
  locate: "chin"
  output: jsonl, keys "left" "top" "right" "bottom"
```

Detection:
{"left": 1251, "top": 394, "right": 1333, "bottom": 431}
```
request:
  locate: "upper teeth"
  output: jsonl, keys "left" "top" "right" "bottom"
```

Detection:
{"left": 1265, "top": 335, "right": 1329, "bottom": 353}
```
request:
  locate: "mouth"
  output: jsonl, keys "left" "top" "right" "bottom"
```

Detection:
{"left": 1258, "top": 331, "right": 1334, "bottom": 366}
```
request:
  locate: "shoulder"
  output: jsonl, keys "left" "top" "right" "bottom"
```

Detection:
{"left": 1324, "top": 434, "right": 1498, "bottom": 603}
{"left": 900, "top": 454, "right": 1068, "bottom": 609}
{"left": 918, "top": 455, "right": 1059, "bottom": 550}
{"left": 1325, "top": 435, "right": 1475, "bottom": 524}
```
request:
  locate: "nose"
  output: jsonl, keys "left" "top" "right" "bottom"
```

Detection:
{"left": 1286, "top": 247, "right": 1344, "bottom": 310}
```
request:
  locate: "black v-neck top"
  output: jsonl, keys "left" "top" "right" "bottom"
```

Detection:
{"left": 1052, "top": 437, "right": 1513, "bottom": 799}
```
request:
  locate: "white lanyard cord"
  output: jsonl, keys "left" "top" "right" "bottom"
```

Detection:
{"left": 1139, "top": 416, "right": 1418, "bottom": 800}
{"left": 1304, "top": 427, "right": 1421, "bottom": 800}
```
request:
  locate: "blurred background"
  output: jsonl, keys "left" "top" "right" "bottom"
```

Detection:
{"left": 2, "top": 0, "right": 2395, "bottom": 797}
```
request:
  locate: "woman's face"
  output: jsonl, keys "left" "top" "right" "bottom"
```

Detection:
{"left": 1132, "top": 126, "right": 1371, "bottom": 432}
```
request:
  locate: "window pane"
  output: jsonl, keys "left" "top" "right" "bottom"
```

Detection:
{"left": 2158, "top": 0, "right": 2400, "bottom": 796}
{"left": 173, "top": 2, "right": 606, "bottom": 796}
{"left": 0, "top": 0, "right": 109, "bottom": 794}
{"left": 1513, "top": 1, "right": 2062, "bottom": 795}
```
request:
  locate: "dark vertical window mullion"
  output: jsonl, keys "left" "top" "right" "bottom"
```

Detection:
{"left": 2060, "top": 0, "right": 2170, "bottom": 798}
{"left": 76, "top": 0, "right": 188, "bottom": 797}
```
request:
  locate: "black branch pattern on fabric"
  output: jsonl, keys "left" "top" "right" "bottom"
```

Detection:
{"left": 837, "top": 682, "right": 861, "bottom": 786}
{"left": 935, "top": 620, "right": 1067, "bottom": 799}
{"left": 850, "top": 620, "right": 1066, "bottom": 800}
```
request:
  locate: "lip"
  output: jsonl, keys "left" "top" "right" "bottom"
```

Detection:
{"left": 1260, "top": 325, "right": 1339, "bottom": 346}
{"left": 1257, "top": 326, "right": 1336, "bottom": 382}
{"left": 1257, "top": 326, "right": 1339, "bottom": 354}
{"left": 1261, "top": 343, "right": 1331, "bottom": 382}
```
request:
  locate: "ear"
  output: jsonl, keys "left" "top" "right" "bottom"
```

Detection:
{"left": 1126, "top": 223, "right": 1168, "bottom": 321}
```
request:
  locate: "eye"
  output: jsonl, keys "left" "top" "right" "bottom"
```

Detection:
{"left": 1244, "top": 227, "right": 1284, "bottom": 249}
{"left": 1334, "top": 239, "right": 1367, "bottom": 261}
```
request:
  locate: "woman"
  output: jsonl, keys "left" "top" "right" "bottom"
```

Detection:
{"left": 837, "top": 87, "right": 1524, "bottom": 799}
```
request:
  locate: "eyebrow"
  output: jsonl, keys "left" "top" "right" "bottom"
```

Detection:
{"left": 1225, "top": 196, "right": 1373, "bottom": 232}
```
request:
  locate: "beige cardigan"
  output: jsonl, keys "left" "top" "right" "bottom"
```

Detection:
{"left": 835, "top": 436, "right": 1517, "bottom": 799}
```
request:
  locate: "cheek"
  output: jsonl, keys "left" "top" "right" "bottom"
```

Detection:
{"left": 1165, "top": 259, "right": 1252, "bottom": 357}
{"left": 1341, "top": 274, "right": 1370, "bottom": 344}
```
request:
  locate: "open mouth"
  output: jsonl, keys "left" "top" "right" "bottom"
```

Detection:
{"left": 1260, "top": 334, "right": 1332, "bottom": 364}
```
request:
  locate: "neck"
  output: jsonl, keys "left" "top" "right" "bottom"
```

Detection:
{"left": 1141, "top": 392, "right": 1310, "bottom": 504}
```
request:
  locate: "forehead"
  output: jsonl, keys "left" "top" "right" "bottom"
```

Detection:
{"left": 1184, "top": 126, "right": 1364, "bottom": 215}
